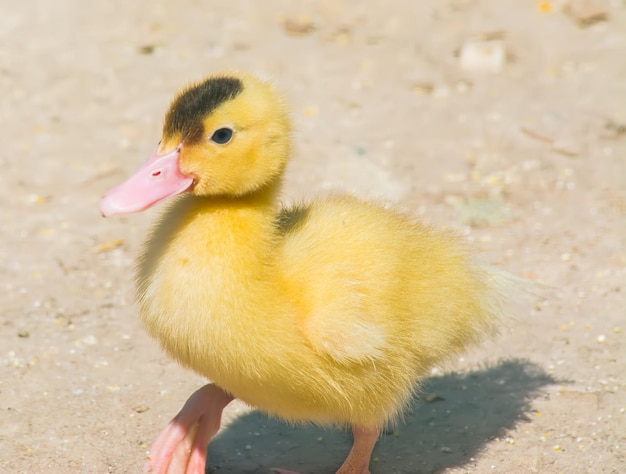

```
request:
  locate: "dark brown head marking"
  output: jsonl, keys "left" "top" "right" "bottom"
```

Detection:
{"left": 163, "top": 76, "right": 243, "bottom": 144}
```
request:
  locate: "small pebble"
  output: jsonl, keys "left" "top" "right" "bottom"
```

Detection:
{"left": 138, "top": 45, "right": 155, "bottom": 55}
{"left": 94, "top": 239, "right": 125, "bottom": 254}
{"left": 411, "top": 82, "right": 434, "bottom": 96}
{"left": 564, "top": 0, "right": 609, "bottom": 27}
{"left": 283, "top": 16, "right": 315, "bottom": 36}
{"left": 423, "top": 393, "right": 444, "bottom": 403}
{"left": 459, "top": 39, "right": 507, "bottom": 73}
{"left": 597, "top": 334, "right": 606, "bottom": 343}
{"left": 28, "top": 194, "right": 49, "bottom": 204}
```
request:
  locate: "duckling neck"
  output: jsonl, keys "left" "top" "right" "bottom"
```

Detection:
{"left": 145, "top": 180, "right": 282, "bottom": 279}
{"left": 199, "top": 184, "right": 282, "bottom": 265}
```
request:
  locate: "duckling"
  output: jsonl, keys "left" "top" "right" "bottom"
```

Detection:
{"left": 100, "top": 72, "right": 506, "bottom": 474}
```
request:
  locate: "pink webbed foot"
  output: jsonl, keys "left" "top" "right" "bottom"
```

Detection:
{"left": 271, "top": 425, "right": 378, "bottom": 474}
{"left": 144, "top": 383, "right": 234, "bottom": 474}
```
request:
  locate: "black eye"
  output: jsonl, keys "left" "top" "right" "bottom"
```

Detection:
{"left": 210, "top": 127, "right": 233, "bottom": 144}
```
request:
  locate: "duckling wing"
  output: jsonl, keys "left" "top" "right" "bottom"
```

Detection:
{"left": 276, "top": 197, "right": 407, "bottom": 364}
{"left": 294, "top": 266, "right": 388, "bottom": 364}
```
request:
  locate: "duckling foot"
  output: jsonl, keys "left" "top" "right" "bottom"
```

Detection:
{"left": 144, "top": 383, "right": 233, "bottom": 474}
{"left": 270, "top": 425, "right": 378, "bottom": 474}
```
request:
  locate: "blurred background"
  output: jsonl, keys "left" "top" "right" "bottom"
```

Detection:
{"left": 1, "top": 1, "right": 624, "bottom": 472}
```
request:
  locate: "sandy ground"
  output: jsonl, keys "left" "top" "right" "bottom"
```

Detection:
{"left": 1, "top": 1, "right": 625, "bottom": 473}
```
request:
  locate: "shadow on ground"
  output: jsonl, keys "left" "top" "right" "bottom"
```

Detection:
{"left": 207, "top": 359, "right": 556, "bottom": 473}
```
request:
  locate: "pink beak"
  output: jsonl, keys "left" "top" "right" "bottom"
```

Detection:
{"left": 99, "top": 146, "right": 194, "bottom": 217}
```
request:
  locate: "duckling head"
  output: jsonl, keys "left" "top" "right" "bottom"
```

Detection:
{"left": 100, "top": 73, "right": 290, "bottom": 217}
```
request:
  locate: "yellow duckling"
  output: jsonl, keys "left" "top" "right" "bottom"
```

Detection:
{"left": 100, "top": 72, "right": 505, "bottom": 474}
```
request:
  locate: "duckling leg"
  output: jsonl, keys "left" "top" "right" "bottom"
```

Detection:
{"left": 336, "top": 426, "right": 379, "bottom": 474}
{"left": 144, "top": 383, "right": 233, "bottom": 474}
{"left": 272, "top": 425, "right": 379, "bottom": 474}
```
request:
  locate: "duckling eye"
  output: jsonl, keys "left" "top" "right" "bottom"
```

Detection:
{"left": 210, "top": 128, "right": 233, "bottom": 144}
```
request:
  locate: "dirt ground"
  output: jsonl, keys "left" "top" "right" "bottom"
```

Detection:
{"left": 1, "top": 1, "right": 625, "bottom": 473}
